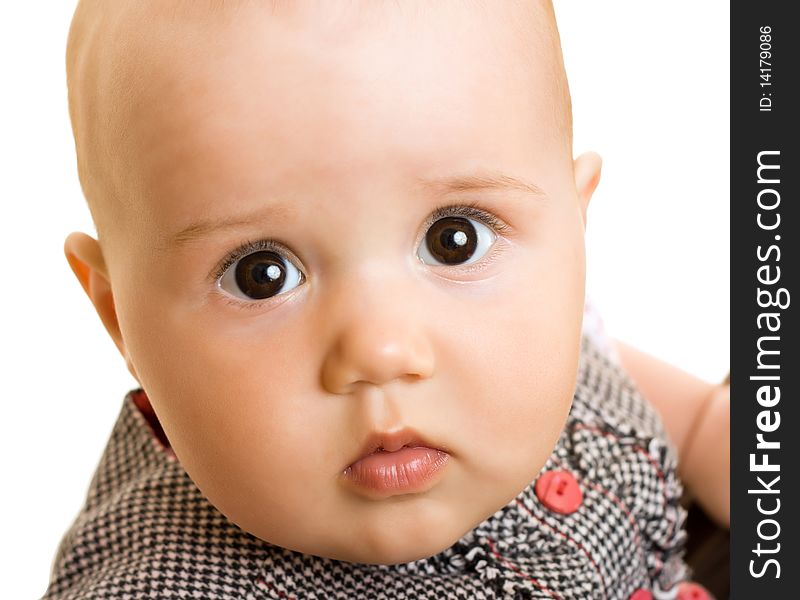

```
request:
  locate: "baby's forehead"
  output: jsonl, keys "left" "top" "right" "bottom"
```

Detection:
{"left": 104, "top": 0, "right": 563, "bottom": 97}
{"left": 67, "top": 0, "right": 569, "bottom": 244}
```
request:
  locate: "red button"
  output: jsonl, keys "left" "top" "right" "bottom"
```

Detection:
{"left": 677, "top": 582, "right": 711, "bottom": 600}
{"left": 535, "top": 470, "right": 583, "bottom": 514}
{"left": 628, "top": 590, "right": 652, "bottom": 600}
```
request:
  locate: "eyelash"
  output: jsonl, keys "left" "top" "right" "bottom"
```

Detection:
{"left": 211, "top": 201, "right": 511, "bottom": 298}
{"left": 423, "top": 201, "right": 511, "bottom": 239}
{"left": 212, "top": 238, "right": 292, "bottom": 283}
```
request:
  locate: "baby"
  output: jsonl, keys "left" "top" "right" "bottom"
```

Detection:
{"left": 45, "top": 0, "right": 726, "bottom": 598}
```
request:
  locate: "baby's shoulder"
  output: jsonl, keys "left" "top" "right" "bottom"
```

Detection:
{"left": 571, "top": 334, "right": 670, "bottom": 440}
{"left": 532, "top": 336, "right": 689, "bottom": 596}
{"left": 41, "top": 392, "right": 270, "bottom": 600}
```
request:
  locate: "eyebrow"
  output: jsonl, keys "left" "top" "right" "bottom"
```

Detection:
{"left": 167, "top": 170, "right": 546, "bottom": 247}
{"left": 415, "top": 170, "right": 547, "bottom": 199}
{"left": 168, "top": 201, "right": 296, "bottom": 247}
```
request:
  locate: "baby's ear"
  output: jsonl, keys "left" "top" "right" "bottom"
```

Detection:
{"left": 64, "top": 232, "right": 136, "bottom": 378}
{"left": 573, "top": 151, "right": 602, "bottom": 226}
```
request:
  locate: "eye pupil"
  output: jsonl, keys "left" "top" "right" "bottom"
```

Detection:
{"left": 452, "top": 230, "right": 468, "bottom": 246}
{"left": 235, "top": 251, "right": 287, "bottom": 299}
{"left": 251, "top": 263, "right": 281, "bottom": 284}
{"left": 426, "top": 216, "right": 478, "bottom": 264}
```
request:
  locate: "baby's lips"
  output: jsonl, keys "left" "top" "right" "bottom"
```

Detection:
{"left": 342, "top": 446, "right": 450, "bottom": 498}
{"left": 344, "top": 426, "right": 448, "bottom": 469}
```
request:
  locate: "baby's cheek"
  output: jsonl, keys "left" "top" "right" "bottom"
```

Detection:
{"left": 464, "top": 358, "right": 573, "bottom": 478}
{"left": 124, "top": 313, "right": 309, "bottom": 500}
{"left": 478, "top": 317, "right": 578, "bottom": 473}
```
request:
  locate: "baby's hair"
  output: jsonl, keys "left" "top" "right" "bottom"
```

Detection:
{"left": 66, "top": 0, "right": 572, "bottom": 244}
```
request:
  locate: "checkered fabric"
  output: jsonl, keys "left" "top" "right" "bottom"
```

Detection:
{"left": 42, "top": 336, "right": 688, "bottom": 599}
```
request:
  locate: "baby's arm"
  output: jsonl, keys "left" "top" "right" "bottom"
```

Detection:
{"left": 614, "top": 341, "right": 730, "bottom": 528}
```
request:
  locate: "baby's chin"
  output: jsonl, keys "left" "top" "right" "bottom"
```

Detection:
{"left": 244, "top": 495, "right": 491, "bottom": 565}
{"left": 302, "top": 516, "right": 477, "bottom": 566}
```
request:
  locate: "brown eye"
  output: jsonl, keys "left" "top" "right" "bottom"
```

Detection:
{"left": 218, "top": 250, "right": 304, "bottom": 300}
{"left": 417, "top": 216, "right": 496, "bottom": 266}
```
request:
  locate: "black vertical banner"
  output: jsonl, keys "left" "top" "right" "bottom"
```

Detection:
{"left": 731, "top": 2, "right": 799, "bottom": 597}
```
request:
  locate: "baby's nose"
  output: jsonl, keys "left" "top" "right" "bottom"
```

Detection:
{"left": 319, "top": 276, "right": 435, "bottom": 394}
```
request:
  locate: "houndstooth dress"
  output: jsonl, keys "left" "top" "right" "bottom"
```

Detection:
{"left": 41, "top": 336, "right": 689, "bottom": 599}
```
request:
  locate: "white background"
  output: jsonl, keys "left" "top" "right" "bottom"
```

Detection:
{"left": 0, "top": 2, "right": 728, "bottom": 597}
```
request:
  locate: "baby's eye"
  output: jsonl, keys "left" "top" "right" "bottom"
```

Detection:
{"left": 417, "top": 216, "right": 497, "bottom": 266}
{"left": 218, "top": 250, "right": 304, "bottom": 300}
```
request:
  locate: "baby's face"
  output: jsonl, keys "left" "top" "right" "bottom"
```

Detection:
{"left": 98, "top": 1, "right": 586, "bottom": 563}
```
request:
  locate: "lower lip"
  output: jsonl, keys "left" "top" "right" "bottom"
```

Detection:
{"left": 343, "top": 446, "right": 450, "bottom": 498}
